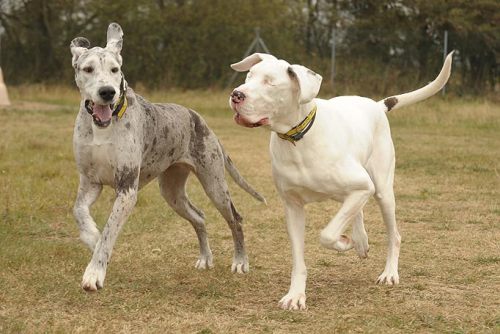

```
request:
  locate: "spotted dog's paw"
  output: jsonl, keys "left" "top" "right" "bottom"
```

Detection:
{"left": 231, "top": 256, "right": 249, "bottom": 274}
{"left": 81, "top": 262, "right": 106, "bottom": 292}
{"left": 195, "top": 253, "right": 214, "bottom": 270}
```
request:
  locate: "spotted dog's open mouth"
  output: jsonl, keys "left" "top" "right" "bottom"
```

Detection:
{"left": 85, "top": 100, "right": 112, "bottom": 128}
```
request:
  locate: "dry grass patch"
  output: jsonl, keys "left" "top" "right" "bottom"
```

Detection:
{"left": 0, "top": 89, "right": 498, "bottom": 333}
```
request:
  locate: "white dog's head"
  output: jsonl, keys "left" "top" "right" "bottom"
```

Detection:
{"left": 70, "top": 23, "right": 127, "bottom": 128}
{"left": 229, "top": 53, "right": 322, "bottom": 132}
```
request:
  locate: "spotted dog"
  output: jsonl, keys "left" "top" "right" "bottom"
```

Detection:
{"left": 229, "top": 52, "right": 453, "bottom": 310}
{"left": 70, "top": 23, "right": 265, "bottom": 291}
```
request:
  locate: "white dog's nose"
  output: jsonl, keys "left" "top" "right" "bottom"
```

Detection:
{"left": 98, "top": 86, "right": 116, "bottom": 102}
{"left": 231, "top": 90, "right": 246, "bottom": 104}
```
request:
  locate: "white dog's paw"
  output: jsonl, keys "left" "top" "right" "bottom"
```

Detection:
{"left": 195, "top": 253, "right": 214, "bottom": 270}
{"left": 80, "top": 228, "right": 100, "bottom": 251}
{"left": 231, "top": 256, "right": 249, "bottom": 274}
{"left": 352, "top": 234, "right": 369, "bottom": 259}
{"left": 278, "top": 292, "right": 307, "bottom": 311}
{"left": 81, "top": 263, "right": 106, "bottom": 292}
{"left": 320, "top": 233, "right": 354, "bottom": 252}
{"left": 376, "top": 270, "right": 399, "bottom": 285}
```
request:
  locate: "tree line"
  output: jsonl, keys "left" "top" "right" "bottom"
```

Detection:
{"left": 0, "top": 0, "right": 497, "bottom": 96}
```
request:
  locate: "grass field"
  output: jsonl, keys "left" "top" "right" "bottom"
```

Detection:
{"left": 0, "top": 86, "right": 499, "bottom": 333}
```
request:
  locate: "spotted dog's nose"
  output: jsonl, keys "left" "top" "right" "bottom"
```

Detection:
{"left": 98, "top": 86, "right": 116, "bottom": 102}
{"left": 231, "top": 90, "right": 246, "bottom": 104}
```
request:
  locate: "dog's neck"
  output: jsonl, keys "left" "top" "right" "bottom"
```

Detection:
{"left": 269, "top": 101, "right": 316, "bottom": 135}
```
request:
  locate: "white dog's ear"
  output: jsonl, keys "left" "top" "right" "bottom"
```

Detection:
{"left": 70, "top": 37, "right": 90, "bottom": 67}
{"left": 106, "top": 22, "right": 123, "bottom": 54}
{"left": 231, "top": 53, "right": 277, "bottom": 72}
{"left": 288, "top": 65, "right": 323, "bottom": 104}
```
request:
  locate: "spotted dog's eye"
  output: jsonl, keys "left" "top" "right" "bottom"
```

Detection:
{"left": 111, "top": 67, "right": 119, "bottom": 73}
{"left": 82, "top": 66, "right": 93, "bottom": 73}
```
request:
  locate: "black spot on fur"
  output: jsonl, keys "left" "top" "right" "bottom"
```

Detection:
{"left": 125, "top": 122, "right": 131, "bottom": 130}
{"left": 384, "top": 97, "right": 398, "bottom": 112}
{"left": 115, "top": 166, "right": 138, "bottom": 192}
{"left": 188, "top": 109, "right": 211, "bottom": 167}
{"left": 230, "top": 201, "right": 243, "bottom": 224}
{"left": 287, "top": 67, "right": 297, "bottom": 78}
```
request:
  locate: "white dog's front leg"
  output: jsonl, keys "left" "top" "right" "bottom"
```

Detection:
{"left": 73, "top": 175, "right": 103, "bottom": 251}
{"left": 82, "top": 188, "right": 137, "bottom": 291}
{"left": 320, "top": 184, "right": 374, "bottom": 251}
{"left": 279, "top": 200, "right": 307, "bottom": 311}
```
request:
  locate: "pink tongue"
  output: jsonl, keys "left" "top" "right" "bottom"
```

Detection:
{"left": 93, "top": 104, "right": 112, "bottom": 122}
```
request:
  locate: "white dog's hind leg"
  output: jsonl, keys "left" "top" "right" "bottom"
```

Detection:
{"left": 375, "top": 189, "right": 401, "bottom": 285}
{"left": 158, "top": 165, "right": 213, "bottom": 270}
{"left": 73, "top": 175, "right": 102, "bottom": 251}
{"left": 367, "top": 127, "right": 401, "bottom": 285}
{"left": 279, "top": 200, "right": 307, "bottom": 310}
{"left": 351, "top": 211, "right": 369, "bottom": 258}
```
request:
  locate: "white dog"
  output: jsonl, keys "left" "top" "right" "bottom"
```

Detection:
{"left": 229, "top": 52, "right": 453, "bottom": 310}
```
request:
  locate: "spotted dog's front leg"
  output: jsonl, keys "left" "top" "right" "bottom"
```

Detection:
{"left": 81, "top": 166, "right": 139, "bottom": 291}
{"left": 73, "top": 175, "right": 102, "bottom": 251}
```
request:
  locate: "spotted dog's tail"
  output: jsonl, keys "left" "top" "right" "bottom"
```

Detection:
{"left": 220, "top": 145, "right": 267, "bottom": 204}
{"left": 379, "top": 51, "right": 454, "bottom": 113}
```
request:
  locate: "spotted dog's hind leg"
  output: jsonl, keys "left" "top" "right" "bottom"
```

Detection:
{"left": 158, "top": 164, "right": 213, "bottom": 270}
{"left": 73, "top": 175, "right": 103, "bottom": 251}
{"left": 196, "top": 162, "right": 248, "bottom": 274}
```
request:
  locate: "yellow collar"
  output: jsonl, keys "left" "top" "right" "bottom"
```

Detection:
{"left": 112, "top": 93, "right": 128, "bottom": 119}
{"left": 277, "top": 105, "right": 317, "bottom": 144}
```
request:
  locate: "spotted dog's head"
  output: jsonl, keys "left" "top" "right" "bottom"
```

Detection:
{"left": 229, "top": 53, "right": 322, "bottom": 133}
{"left": 70, "top": 23, "right": 127, "bottom": 128}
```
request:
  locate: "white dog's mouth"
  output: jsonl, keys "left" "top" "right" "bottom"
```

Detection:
{"left": 234, "top": 112, "right": 269, "bottom": 128}
{"left": 85, "top": 100, "right": 112, "bottom": 128}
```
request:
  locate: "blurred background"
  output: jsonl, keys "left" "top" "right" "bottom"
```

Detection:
{"left": 0, "top": 0, "right": 497, "bottom": 97}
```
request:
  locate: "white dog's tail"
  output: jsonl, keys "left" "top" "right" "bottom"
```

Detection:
{"left": 221, "top": 146, "right": 267, "bottom": 204}
{"left": 378, "top": 51, "right": 454, "bottom": 113}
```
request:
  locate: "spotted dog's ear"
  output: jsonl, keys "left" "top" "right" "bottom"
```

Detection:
{"left": 70, "top": 37, "right": 90, "bottom": 68}
{"left": 106, "top": 22, "right": 123, "bottom": 55}
{"left": 288, "top": 65, "right": 323, "bottom": 104}
{"left": 230, "top": 53, "right": 277, "bottom": 72}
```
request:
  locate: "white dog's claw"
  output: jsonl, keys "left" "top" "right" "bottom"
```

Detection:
{"left": 279, "top": 293, "right": 307, "bottom": 311}
{"left": 376, "top": 271, "right": 399, "bottom": 285}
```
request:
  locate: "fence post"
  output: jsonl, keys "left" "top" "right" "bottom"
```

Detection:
{"left": 442, "top": 30, "right": 448, "bottom": 96}
{"left": 330, "top": 27, "right": 336, "bottom": 92}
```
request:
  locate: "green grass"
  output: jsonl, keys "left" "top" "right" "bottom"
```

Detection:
{"left": 0, "top": 86, "right": 499, "bottom": 333}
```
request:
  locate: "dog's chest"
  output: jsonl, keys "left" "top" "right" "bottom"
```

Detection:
{"left": 270, "top": 139, "right": 350, "bottom": 202}
{"left": 75, "top": 127, "right": 121, "bottom": 185}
